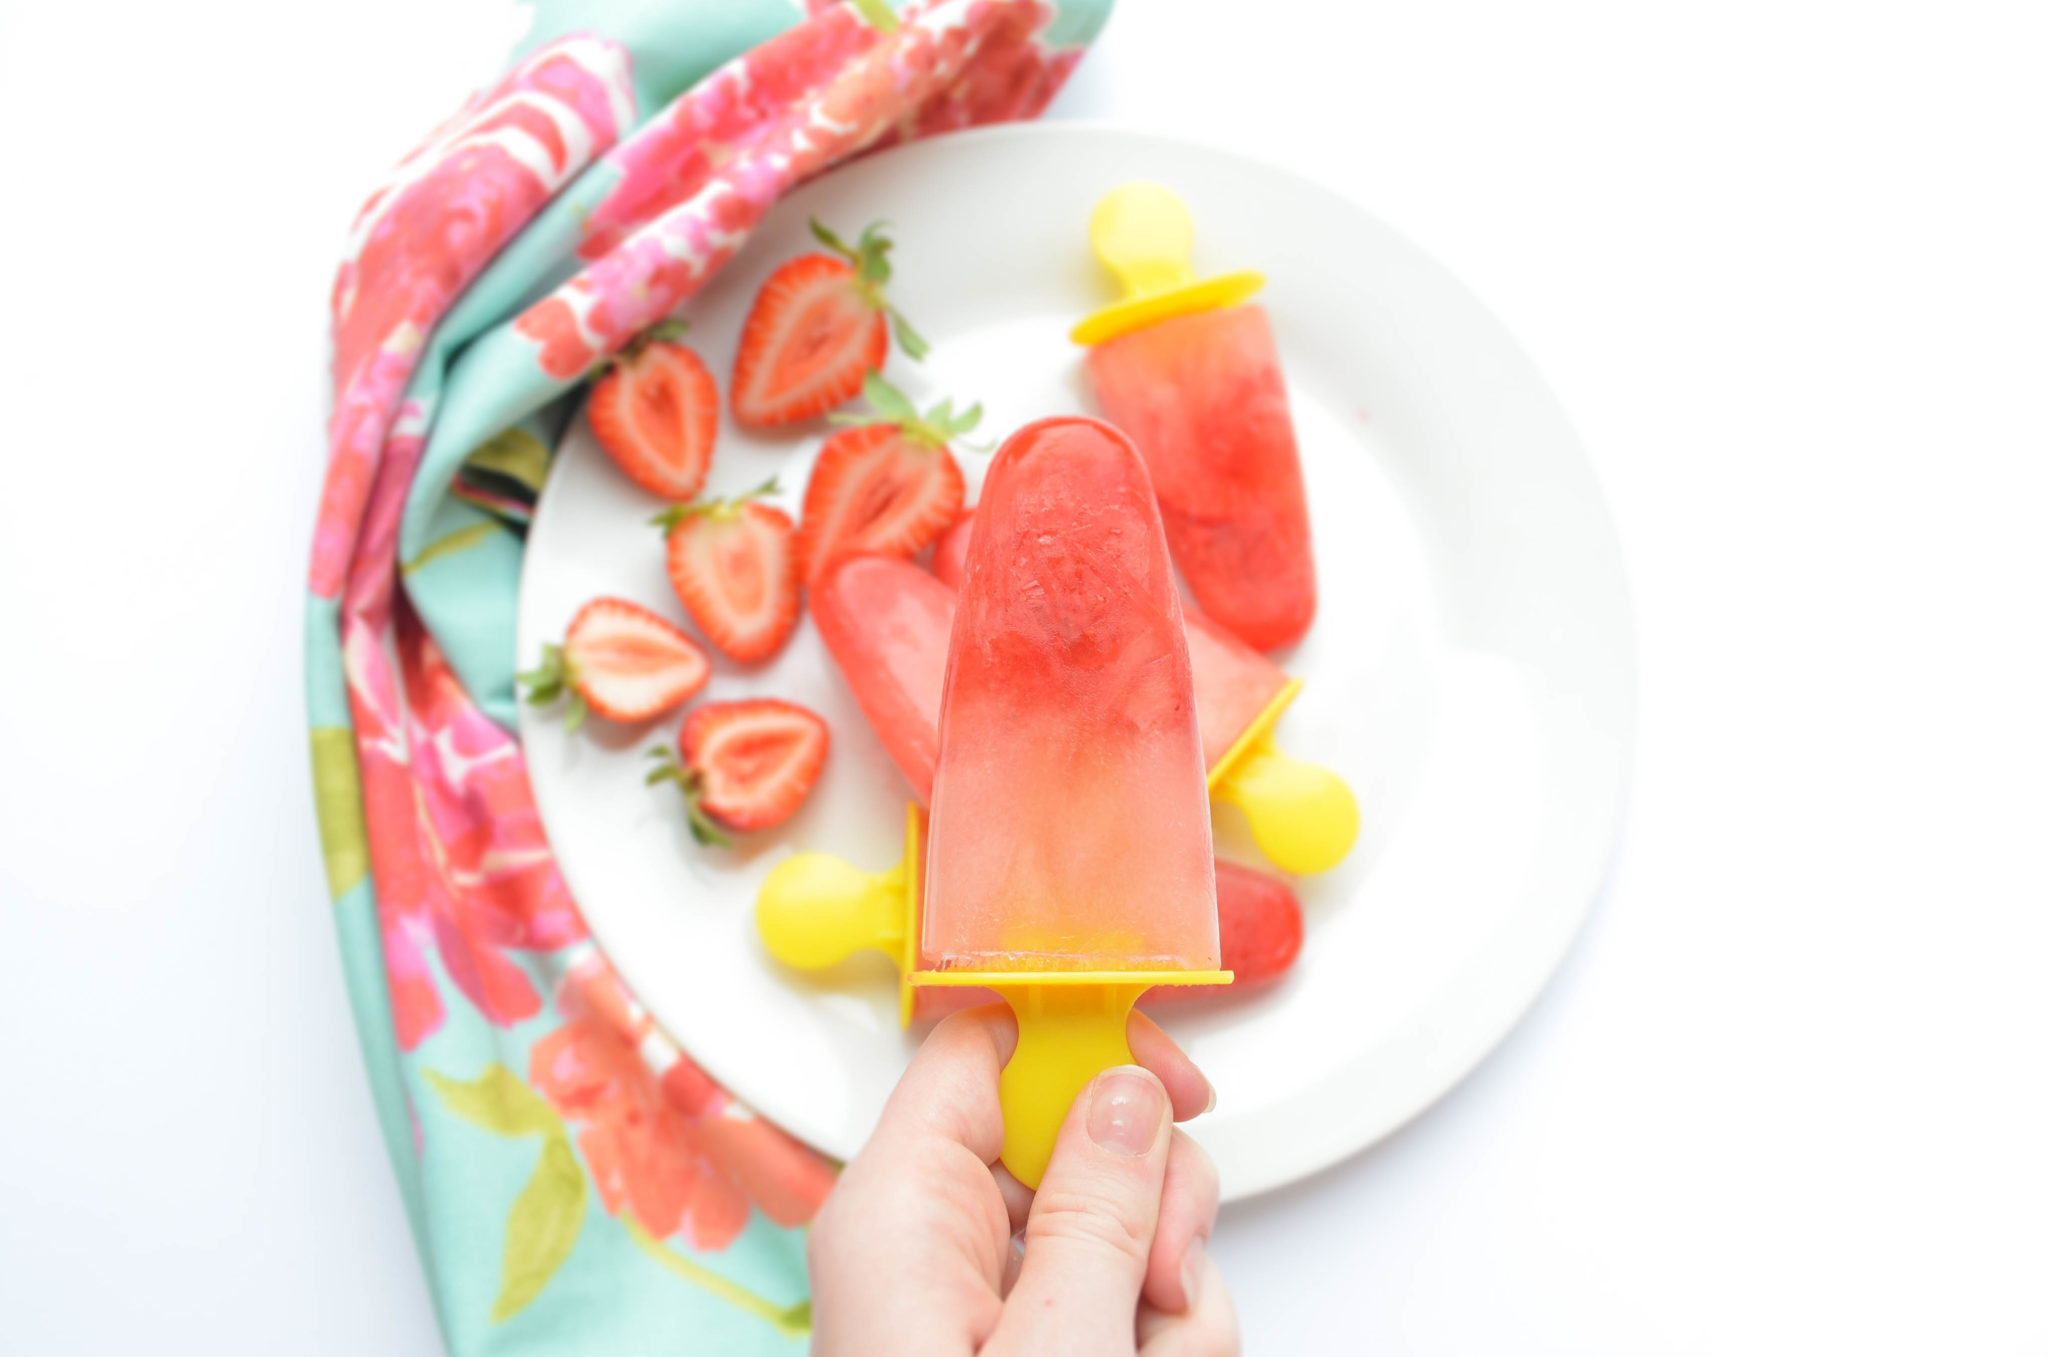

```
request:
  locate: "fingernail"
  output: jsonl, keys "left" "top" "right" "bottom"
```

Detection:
{"left": 1088, "top": 1067, "right": 1166, "bottom": 1156}
{"left": 1203, "top": 1077, "right": 1218, "bottom": 1115}
{"left": 1180, "top": 1236, "right": 1207, "bottom": 1310}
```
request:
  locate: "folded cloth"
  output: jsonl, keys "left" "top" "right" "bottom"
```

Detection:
{"left": 304, "top": 3, "right": 1109, "bottom": 1350}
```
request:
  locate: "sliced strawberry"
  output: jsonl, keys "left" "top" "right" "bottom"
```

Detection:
{"left": 587, "top": 320, "right": 719, "bottom": 500}
{"left": 517, "top": 597, "right": 709, "bottom": 733}
{"left": 730, "top": 220, "right": 926, "bottom": 427}
{"left": 653, "top": 479, "right": 800, "bottom": 663}
{"left": 646, "top": 699, "right": 830, "bottom": 844}
{"left": 929, "top": 506, "right": 975, "bottom": 588}
{"left": 796, "top": 373, "right": 978, "bottom": 587}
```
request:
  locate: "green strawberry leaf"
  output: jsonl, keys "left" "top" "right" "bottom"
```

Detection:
{"left": 856, "top": 221, "right": 896, "bottom": 289}
{"left": 862, "top": 370, "right": 921, "bottom": 424}
{"left": 886, "top": 305, "right": 927, "bottom": 361}
{"left": 810, "top": 217, "right": 849, "bottom": 255}
{"left": 832, "top": 374, "right": 982, "bottom": 447}
{"left": 650, "top": 476, "right": 781, "bottom": 533}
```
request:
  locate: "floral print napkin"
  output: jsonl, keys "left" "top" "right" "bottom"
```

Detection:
{"left": 304, "top": 3, "right": 1108, "bottom": 1350}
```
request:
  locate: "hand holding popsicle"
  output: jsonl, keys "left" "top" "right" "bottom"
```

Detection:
{"left": 808, "top": 1007, "right": 1238, "bottom": 1355}
{"left": 917, "top": 416, "right": 1227, "bottom": 1187}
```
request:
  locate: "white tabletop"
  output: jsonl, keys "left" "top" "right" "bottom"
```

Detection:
{"left": 2, "top": 2, "right": 2042, "bottom": 1353}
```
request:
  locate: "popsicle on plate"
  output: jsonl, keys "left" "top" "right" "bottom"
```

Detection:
{"left": 808, "top": 553, "right": 954, "bottom": 804}
{"left": 932, "top": 511, "right": 1357, "bottom": 873}
{"left": 925, "top": 415, "right": 1226, "bottom": 1184}
{"left": 763, "top": 550, "right": 1310, "bottom": 1019}
{"left": 1075, "top": 183, "right": 1317, "bottom": 652}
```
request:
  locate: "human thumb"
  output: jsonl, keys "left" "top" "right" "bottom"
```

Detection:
{"left": 990, "top": 1066, "right": 1173, "bottom": 1355}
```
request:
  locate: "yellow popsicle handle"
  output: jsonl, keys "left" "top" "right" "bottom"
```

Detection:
{"left": 1208, "top": 680, "right": 1359, "bottom": 875}
{"left": 755, "top": 853, "right": 906, "bottom": 971}
{"left": 1212, "top": 741, "right": 1360, "bottom": 876}
{"left": 755, "top": 807, "right": 924, "bottom": 1026}
{"left": 1071, "top": 183, "right": 1265, "bottom": 346}
{"left": 990, "top": 983, "right": 1150, "bottom": 1188}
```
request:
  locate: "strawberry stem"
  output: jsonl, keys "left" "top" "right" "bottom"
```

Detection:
{"left": 517, "top": 641, "right": 591, "bottom": 733}
{"left": 809, "top": 218, "right": 924, "bottom": 363}
{"left": 649, "top": 477, "right": 782, "bottom": 533}
{"left": 645, "top": 746, "right": 733, "bottom": 847}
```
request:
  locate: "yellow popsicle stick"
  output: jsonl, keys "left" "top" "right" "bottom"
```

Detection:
{"left": 1071, "top": 183, "right": 1265, "bottom": 347}
{"left": 1208, "top": 679, "right": 1360, "bottom": 876}
{"left": 910, "top": 969, "right": 1231, "bottom": 1187}
{"left": 755, "top": 804, "right": 922, "bottom": 1027}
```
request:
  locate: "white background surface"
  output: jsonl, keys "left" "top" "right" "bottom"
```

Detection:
{"left": 0, "top": 1, "right": 2042, "bottom": 1352}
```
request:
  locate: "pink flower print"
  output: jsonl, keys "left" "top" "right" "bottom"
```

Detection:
{"left": 345, "top": 614, "right": 447, "bottom": 1050}
{"left": 313, "top": 36, "right": 633, "bottom": 599}
{"left": 562, "top": 957, "right": 838, "bottom": 1228}
{"left": 577, "top": 5, "right": 878, "bottom": 261}
{"left": 531, "top": 1012, "right": 754, "bottom": 1250}
{"left": 902, "top": 1, "right": 1081, "bottom": 136}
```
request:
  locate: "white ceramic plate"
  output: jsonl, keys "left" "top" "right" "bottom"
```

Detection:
{"left": 518, "top": 124, "right": 1633, "bottom": 1200}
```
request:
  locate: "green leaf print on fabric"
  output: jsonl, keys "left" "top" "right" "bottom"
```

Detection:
{"left": 309, "top": 727, "right": 368, "bottom": 900}
{"left": 465, "top": 426, "right": 554, "bottom": 490}
{"left": 430, "top": 1066, "right": 588, "bottom": 1323}
{"left": 494, "top": 1135, "right": 588, "bottom": 1323}
{"left": 849, "top": 0, "right": 901, "bottom": 34}
{"left": 427, "top": 1064, "right": 563, "bottom": 1139}
{"left": 621, "top": 1214, "right": 813, "bottom": 1340}
{"left": 403, "top": 521, "right": 504, "bottom": 578}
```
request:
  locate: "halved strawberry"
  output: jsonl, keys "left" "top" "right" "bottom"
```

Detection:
{"left": 796, "top": 373, "right": 978, "bottom": 587}
{"left": 730, "top": 219, "right": 926, "bottom": 427}
{"left": 517, "top": 597, "right": 710, "bottom": 734}
{"left": 652, "top": 479, "right": 800, "bottom": 663}
{"left": 646, "top": 698, "right": 830, "bottom": 844}
{"left": 929, "top": 506, "right": 976, "bottom": 589}
{"left": 587, "top": 320, "right": 719, "bottom": 500}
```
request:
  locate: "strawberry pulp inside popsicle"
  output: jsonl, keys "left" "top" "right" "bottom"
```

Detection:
{"left": 922, "top": 417, "right": 1219, "bottom": 972}
{"left": 928, "top": 510, "right": 1291, "bottom": 770}
{"left": 1086, "top": 305, "right": 1316, "bottom": 652}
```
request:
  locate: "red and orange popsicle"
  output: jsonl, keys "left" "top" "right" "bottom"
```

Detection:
{"left": 920, "top": 415, "right": 1226, "bottom": 1183}
{"left": 1074, "top": 183, "right": 1317, "bottom": 653}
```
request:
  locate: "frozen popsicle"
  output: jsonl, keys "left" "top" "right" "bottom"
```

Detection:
{"left": 929, "top": 513, "right": 1357, "bottom": 873}
{"left": 758, "top": 828, "right": 1303, "bottom": 1023}
{"left": 1075, "top": 183, "right": 1316, "bottom": 652}
{"left": 809, "top": 553, "right": 955, "bottom": 804}
{"left": 924, "top": 415, "right": 1226, "bottom": 1184}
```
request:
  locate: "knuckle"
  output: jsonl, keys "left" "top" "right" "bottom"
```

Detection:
{"left": 1027, "top": 1184, "right": 1153, "bottom": 1268}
